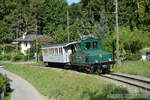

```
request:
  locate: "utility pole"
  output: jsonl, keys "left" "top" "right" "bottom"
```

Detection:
{"left": 115, "top": 0, "right": 121, "bottom": 65}
{"left": 67, "top": 9, "right": 70, "bottom": 43}
{"left": 35, "top": 23, "right": 38, "bottom": 63}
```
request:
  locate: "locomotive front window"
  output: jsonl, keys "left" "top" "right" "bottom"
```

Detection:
{"left": 93, "top": 41, "right": 98, "bottom": 49}
{"left": 85, "top": 42, "right": 91, "bottom": 49}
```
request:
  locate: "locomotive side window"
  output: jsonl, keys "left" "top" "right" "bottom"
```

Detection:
{"left": 85, "top": 42, "right": 91, "bottom": 49}
{"left": 93, "top": 41, "right": 98, "bottom": 49}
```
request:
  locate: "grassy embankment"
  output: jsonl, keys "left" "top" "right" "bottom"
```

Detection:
{"left": 3, "top": 63, "right": 138, "bottom": 100}
{"left": 113, "top": 61, "right": 150, "bottom": 78}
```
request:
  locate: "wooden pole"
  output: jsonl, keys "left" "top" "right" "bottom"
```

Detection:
{"left": 115, "top": 0, "right": 121, "bottom": 65}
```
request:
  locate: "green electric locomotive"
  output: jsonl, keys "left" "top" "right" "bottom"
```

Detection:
{"left": 70, "top": 36, "right": 114, "bottom": 73}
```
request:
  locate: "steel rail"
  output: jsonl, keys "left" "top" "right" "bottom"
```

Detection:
{"left": 110, "top": 73, "right": 150, "bottom": 84}
{"left": 101, "top": 74, "right": 150, "bottom": 91}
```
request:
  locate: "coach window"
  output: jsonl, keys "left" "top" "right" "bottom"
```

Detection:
{"left": 57, "top": 48, "right": 59, "bottom": 55}
{"left": 61, "top": 48, "right": 63, "bottom": 54}
{"left": 52, "top": 48, "right": 54, "bottom": 55}
{"left": 55, "top": 48, "right": 58, "bottom": 55}
{"left": 85, "top": 42, "right": 91, "bottom": 49}
{"left": 44, "top": 49, "right": 48, "bottom": 54}
{"left": 48, "top": 49, "right": 50, "bottom": 55}
{"left": 93, "top": 41, "right": 98, "bottom": 49}
{"left": 59, "top": 48, "right": 63, "bottom": 54}
{"left": 49, "top": 48, "right": 52, "bottom": 55}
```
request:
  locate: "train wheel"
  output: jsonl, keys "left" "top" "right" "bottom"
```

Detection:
{"left": 96, "top": 67, "right": 102, "bottom": 74}
{"left": 89, "top": 66, "right": 94, "bottom": 74}
{"left": 102, "top": 68, "right": 110, "bottom": 74}
{"left": 102, "top": 68, "right": 106, "bottom": 74}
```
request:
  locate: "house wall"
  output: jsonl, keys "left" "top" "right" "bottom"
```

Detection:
{"left": 20, "top": 42, "right": 31, "bottom": 55}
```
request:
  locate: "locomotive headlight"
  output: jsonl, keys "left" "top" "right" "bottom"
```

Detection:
{"left": 108, "top": 58, "right": 112, "bottom": 61}
{"left": 95, "top": 60, "right": 98, "bottom": 63}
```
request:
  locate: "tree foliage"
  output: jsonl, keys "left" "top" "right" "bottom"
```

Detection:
{"left": 0, "top": 0, "right": 150, "bottom": 56}
{"left": 0, "top": 0, "right": 44, "bottom": 44}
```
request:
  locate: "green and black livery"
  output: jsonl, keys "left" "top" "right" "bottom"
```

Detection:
{"left": 70, "top": 37, "right": 114, "bottom": 73}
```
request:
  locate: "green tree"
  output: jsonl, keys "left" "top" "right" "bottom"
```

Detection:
{"left": 42, "top": 0, "right": 67, "bottom": 35}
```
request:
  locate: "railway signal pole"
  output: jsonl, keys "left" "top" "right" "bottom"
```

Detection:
{"left": 115, "top": 0, "right": 121, "bottom": 65}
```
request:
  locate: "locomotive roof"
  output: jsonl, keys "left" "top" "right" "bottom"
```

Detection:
{"left": 42, "top": 41, "right": 79, "bottom": 49}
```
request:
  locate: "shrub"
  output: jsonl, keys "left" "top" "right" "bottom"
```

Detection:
{"left": 0, "top": 75, "right": 8, "bottom": 93}
{"left": 0, "top": 44, "right": 16, "bottom": 54}
{"left": 12, "top": 54, "right": 28, "bottom": 61}
{"left": 0, "top": 54, "right": 11, "bottom": 61}
{"left": 125, "top": 53, "right": 141, "bottom": 61}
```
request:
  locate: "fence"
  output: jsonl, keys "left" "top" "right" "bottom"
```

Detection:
{"left": 0, "top": 85, "right": 6, "bottom": 100}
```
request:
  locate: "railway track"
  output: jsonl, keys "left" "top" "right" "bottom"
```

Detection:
{"left": 101, "top": 73, "right": 150, "bottom": 92}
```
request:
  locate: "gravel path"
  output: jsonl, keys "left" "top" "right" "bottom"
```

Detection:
{"left": 0, "top": 68, "right": 43, "bottom": 100}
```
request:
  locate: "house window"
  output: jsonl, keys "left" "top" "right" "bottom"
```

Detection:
{"left": 25, "top": 43, "right": 28, "bottom": 47}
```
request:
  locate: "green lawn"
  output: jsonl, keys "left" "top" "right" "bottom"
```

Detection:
{"left": 4, "top": 63, "right": 149, "bottom": 100}
{"left": 113, "top": 61, "right": 150, "bottom": 78}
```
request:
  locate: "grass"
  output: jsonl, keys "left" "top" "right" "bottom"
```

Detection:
{"left": 113, "top": 61, "right": 150, "bottom": 78}
{"left": 4, "top": 63, "right": 149, "bottom": 100}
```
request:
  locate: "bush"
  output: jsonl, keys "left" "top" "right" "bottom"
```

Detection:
{"left": 0, "top": 54, "right": 11, "bottom": 61}
{"left": 0, "top": 44, "right": 17, "bottom": 54}
{"left": 0, "top": 75, "right": 8, "bottom": 93}
{"left": 126, "top": 53, "right": 141, "bottom": 61}
{"left": 12, "top": 54, "right": 28, "bottom": 61}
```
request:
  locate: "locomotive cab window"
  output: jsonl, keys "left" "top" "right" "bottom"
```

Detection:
{"left": 93, "top": 41, "right": 98, "bottom": 49}
{"left": 85, "top": 42, "right": 91, "bottom": 49}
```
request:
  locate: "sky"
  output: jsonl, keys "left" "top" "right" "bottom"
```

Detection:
{"left": 67, "top": 0, "right": 80, "bottom": 5}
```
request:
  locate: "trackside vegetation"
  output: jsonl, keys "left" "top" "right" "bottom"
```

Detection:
{"left": 113, "top": 61, "right": 150, "bottom": 78}
{"left": 0, "top": 74, "right": 11, "bottom": 100}
{"left": 4, "top": 63, "right": 149, "bottom": 100}
{"left": 0, "top": 74, "right": 8, "bottom": 93}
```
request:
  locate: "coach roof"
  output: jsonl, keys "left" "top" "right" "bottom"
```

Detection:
{"left": 42, "top": 41, "right": 79, "bottom": 49}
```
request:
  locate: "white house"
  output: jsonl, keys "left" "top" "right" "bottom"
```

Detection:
{"left": 15, "top": 34, "right": 44, "bottom": 55}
